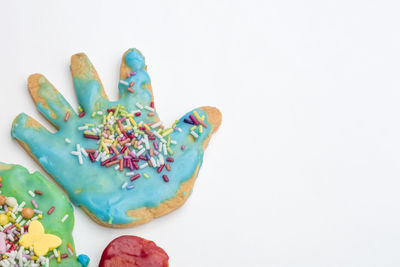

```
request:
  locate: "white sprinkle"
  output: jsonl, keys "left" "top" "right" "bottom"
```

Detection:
{"left": 78, "top": 126, "right": 88, "bottom": 131}
{"left": 18, "top": 201, "right": 26, "bottom": 209}
{"left": 121, "top": 182, "right": 128, "bottom": 189}
{"left": 71, "top": 151, "right": 79, "bottom": 156}
{"left": 7, "top": 234, "right": 14, "bottom": 242}
{"left": 176, "top": 127, "right": 182, "bottom": 132}
{"left": 119, "top": 80, "right": 129, "bottom": 86}
{"left": 144, "top": 106, "right": 154, "bottom": 112}
{"left": 114, "top": 165, "right": 119, "bottom": 170}
{"left": 33, "top": 209, "right": 42, "bottom": 214}
{"left": 191, "top": 131, "right": 199, "bottom": 139}
{"left": 170, "top": 140, "right": 177, "bottom": 145}
{"left": 95, "top": 152, "right": 103, "bottom": 162}
{"left": 31, "top": 216, "right": 38, "bottom": 221}
{"left": 81, "top": 147, "right": 88, "bottom": 157}
{"left": 151, "top": 121, "right": 162, "bottom": 129}
{"left": 158, "top": 142, "right": 163, "bottom": 152}
{"left": 65, "top": 138, "right": 71, "bottom": 143}
{"left": 28, "top": 190, "right": 35, "bottom": 197}
{"left": 16, "top": 215, "right": 22, "bottom": 224}
{"left": 126, "top": 172, "right": 135, "bottom": 176}
{"left": 135, "top": 103, "right": 144, "bottom": 109}
{"left": 158, "top": 154, "right": 165, "bottom": 165}
{"left": 136, "top": 148, "right": 146, "bottom": 157}
{"left": 53, "top": 249, "right": 59, "bottom": 258}
{"left": 153, "top": 131, "right": 163, "bottom": 139}
{"left": 163, "top": 144, "right": 167, "bottom": 156}
{"left": 10, "top": 213, "right": 16, "bottom": 219}
{"left": 102, "top": 154, "right": 110, "bottom": 162}
{"left": 97, "top": 111, "right": 103, "bottom": 115}
{"left": 76, "top": 144, "right": 83, "bottom": 165}
{"left": 144, "top": 135, "right": 150, "bottom": 149}
{"left": 12, "top": 205, "right": 18, "bottom": 214}
{"left": 61, "top": 214, "right": 69, "bottom": 223}
{"left": 139, "top": 163, "right": 148, "bottom": 169}
{"left": 19, "top": 220, "right": 26, "bottom": 227}
{"left": 150, "top": 157, "right": 156, "bottom": 167}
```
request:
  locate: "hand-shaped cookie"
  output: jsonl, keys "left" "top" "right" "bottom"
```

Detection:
{"left": 0, "top": 162, "right": 83, "bottom": 266}
{"left": 12, "top": 49, "right": 222, "bottom": 227}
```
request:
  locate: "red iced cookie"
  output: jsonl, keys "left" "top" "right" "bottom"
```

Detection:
{"left": 99, "top": 236, "right": 169, "bottom": 267}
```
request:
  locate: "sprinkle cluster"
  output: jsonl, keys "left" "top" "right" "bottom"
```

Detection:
{"left": 69, "top": 75, "right": 208, "bottom": 190}
{"left": 0, "top": 178, "right": 73, "bottom": 266}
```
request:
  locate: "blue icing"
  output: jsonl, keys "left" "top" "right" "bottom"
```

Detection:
{"left": 73, "top": 79, "right": 107, "bottom": 113}
{"left": 11, "top": 48, "right": 216, "bottom": 225}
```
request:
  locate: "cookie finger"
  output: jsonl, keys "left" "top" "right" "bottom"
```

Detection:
{"left": 11, "top": 113, "right": 58, "bottom": 164}
{"left": 171, "top": 106, "right": 222, "bottom": 152}
{"left": 28, "top": 74, "right": 76, "bottom": 129}
{"left": 71, "top": 53, "right": 108, "bottom": 113}
{"left": 119, "top": 49, "right": 153, "bottom": 104}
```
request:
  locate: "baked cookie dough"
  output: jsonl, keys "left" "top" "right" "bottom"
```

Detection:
{"left": 0, "top": 162, "right": 83, "bottom": 266}
{"left": 11, "top": 48, "right": 222, "bottom": 227}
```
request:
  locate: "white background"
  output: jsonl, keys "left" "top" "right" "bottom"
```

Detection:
{"left": 1, "top": 0, "right": 400, "bottom": 266}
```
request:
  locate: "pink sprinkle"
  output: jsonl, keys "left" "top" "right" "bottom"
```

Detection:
{"left": 130, "top": 174, "right": 141, "bottom": 181}
{"left": 189, "top": 114, "right": 199, "bottom": 125}
{"left": 47, "top": 206, "right": 55, "bottom": 215}
{"left": 181, "top": 145, "right": 185, "bottom": 150}
{"left": 31, "top": 200, "right": 38, "bottom": 209}
{"left": 120, "top": 146, "right": 128, "bottom": 154}
{"left": 153, "top": 141, "right": 159, "bottom": 150}
{"left": 135, "top": 112, "right": 141, "bottom": 117}
{"left": 157, "top": 164, "right": 165, "bottom": 173}
{"left": 162, "top": 175, "right": 169, "bottom": 182}
{"left": 130, "top": 72, "right": 136, "bottom": 76}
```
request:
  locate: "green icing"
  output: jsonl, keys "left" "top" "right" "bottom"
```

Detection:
{"left": 0, "top": 163, "right": 81, "bottom": 267}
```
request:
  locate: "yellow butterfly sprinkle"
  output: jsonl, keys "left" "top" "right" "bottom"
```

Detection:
{"left": 19, "top": 220, "right": 62, "bottom": 256}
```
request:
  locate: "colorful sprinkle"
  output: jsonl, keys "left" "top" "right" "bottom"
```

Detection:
{"left": 47, "top": 206, "right": 55, "bottom": 215}
{"left": 162, "top": 175, "right": 169, "bottom": 182}
{"left": 64, "top": 111, "right": 71, "bottom": 122}
{"left": 61, "top": 214, "right": 69, "bottom": 223}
